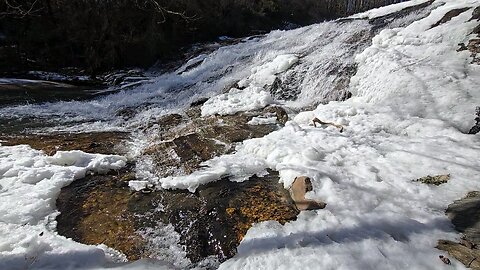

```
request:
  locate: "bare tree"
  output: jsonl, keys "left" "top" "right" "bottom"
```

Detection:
{"left": 136, "top": 0, "right": 197, "bottom": 23}
{"left": 1, "top": 0, "right": 43, "bottom": 18}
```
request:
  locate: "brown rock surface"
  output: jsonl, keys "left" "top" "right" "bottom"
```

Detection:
{"left": 56, "top": 170, "right": 299, "bottom": 265}
{"left": 438, "top": 191, "right": 480, "bottom": 269}
{"left": 289, "top": 176, "right": 326, "bottom": 211}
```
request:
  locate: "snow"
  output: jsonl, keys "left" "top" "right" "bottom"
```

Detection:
{"left": 1, "top": 0, "right": 479, "bottom": 269}
{"left": 350, "top": 0, "right": 434, "bottom": 19}
{"left": 215, "top": 2, "right": 480, "bottom": 269}
{"left": 201, "top": 54, "right": 298, "bottom": 117}
{"left": 247, "top": 115, "right": 278, "bottom": 125}
{"left": 201, "top": 87, "right": 274, "bottom": 117}
{"left": 237, "top": 54, "right": 299, "bottom": 88}
{"left": 0, "top": 144, "right": 132, "bottom": 270}
{"left": 148, "top": 1, "right": 480, "bottom": 269}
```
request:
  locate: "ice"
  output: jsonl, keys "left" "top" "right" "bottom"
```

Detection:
{"left": 214, "top": 1, "right": 480, "bottom": 269}
{"left": 201, "top": 87, "right": 275, "bottom": 116}
{"left": 247, "top": 116, "right": 278, "bottom": 125}
{"left": 351, "top": 0, "right": 434, "bottom": 19}
{"left": 128, "top": 180, "right": 150, "bottom": 191}
{"left": 237, "top": 54, "right": 299, "bottom": 88}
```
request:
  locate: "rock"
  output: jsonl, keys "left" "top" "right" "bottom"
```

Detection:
{"left": 57, "top": 170, "right": 299, "bottom": 265}
{"left": 446, "top": 191, "right": 480, "bottom": 245}
{"left": 460, "top": 238, "right": 477, "bottom": 249}
{"left": 437, "top": 191, "right": 480, "bottom": 269}
{"left": 102, "top": 69, "right": 150, "bottom": 87}
{"left": 431, "top": 8, "right": 471, "bottom": 28}
{"left": 469, "top": 107, "right": 480, "bottom": 134}
{"left": 56, "top": 164, "right": 145, "bottom": 260}
{"left": 289, "top": 176, "right": 326, "bottom": 211}
{"left": 264, "top": 106, "right": 289, "bottom": 124}
{"left": 190, "top": 97, "right": 209, "bottom": 107}
{"left": 437, "top": 240, "right": 480, "bottom": 269}
{"left": 413, "top": 174, "right": 450, "bottom": 186}
{"left": 143, "top": 111, "right": 278, "bottom": 178}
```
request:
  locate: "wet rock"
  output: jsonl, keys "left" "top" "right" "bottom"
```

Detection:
{"left": 437, "top": 240, "right": 480, "bottom": 269}
{"left": 437, "top": 191, "right": 480, "bottom": 269}
{"left": 368, "top": 0, "right": 434, "bottom": 30}
{"left": 431, "top": 8, "right": 471, "bottom": 28}
{"left": 190, "top": 97, "right": 209, "bottom": 107}
{"left": 413, "top": 174, "right": 450, "bottom": 186}
{"left": 144, "top": 110, "right": 278, "bottom": 178}
{"left": 0, "top": 79, "right": 76, "bottom": 91}
{"left": 289, "top": 176, "right": 326, "bottom": 211}
{"left": 101, "top": 69, "right": 150, "bottom": 88}
{"left": 264, "top": 106, "right": 289, "bottom": 125}
{"left": 130, "top": 171, "right": 299, "bottom": 263}
{"left": 446, "top": 191, "right": 480, "bottom": 245}
{"left": 57, "top": 170, "right": 299, "bottom": 265}
{"left": 470, "top": 107, "right": 480, "bottom": 134}
{"left": 56, "top": 165, "right": 146, "bottom": 260}
{"left": 0, "top": 132, "right": 129, "bottom": 155}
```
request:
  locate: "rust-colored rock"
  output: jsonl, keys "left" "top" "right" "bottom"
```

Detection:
{"left": 56, "top": 166, "right": 146, "bottom": 260}
{"left": 56, "top": 170, "right": 299, "bottom": 265}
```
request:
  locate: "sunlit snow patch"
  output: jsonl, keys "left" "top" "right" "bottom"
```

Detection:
{"left": 0, "top": 144, "right": 129, "bottom": 269}
{"left": 201, "top": 54, "right": 298, "bottom": 116}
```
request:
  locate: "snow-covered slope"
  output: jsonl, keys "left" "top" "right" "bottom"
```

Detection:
{"left": 1, "top": 0, "right": 479, "bottom": 269}
{"left": 0, "top": 1, "right": 432, "bottom": 133}
{"left": 153, "top": 0, "right": 480, "bottom": 269}
{"left": 215, "top": 1, "right": 480, "bottom": 269}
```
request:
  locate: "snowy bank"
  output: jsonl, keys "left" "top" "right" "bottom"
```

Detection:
{"left": 151, "top": 0, "right": 480, "bottom": 269}
{"left": 0, "top": 145, "right": 131, "bottom": 269}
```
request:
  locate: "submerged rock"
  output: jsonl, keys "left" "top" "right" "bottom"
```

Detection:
{"left": 56, "top": 170, "right": 299, "bottom": 266}
{"left": 56, "top": 165, "right": 145, "bottom": 260}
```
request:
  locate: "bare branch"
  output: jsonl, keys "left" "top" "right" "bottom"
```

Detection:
{"left": 1, "top": 0, "right": 42, "bottom": 18}
{"left": 139, "top": 0, "right": 197, "bottom": 23}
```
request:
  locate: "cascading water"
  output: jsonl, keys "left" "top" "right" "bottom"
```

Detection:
{"left": 5, "top": 0, "right": 477, "bottom": 269}
{"left": 0, "top": 1, "right": 432, "bottom": 135}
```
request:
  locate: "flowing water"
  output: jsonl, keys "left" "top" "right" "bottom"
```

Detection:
{"left": 0, "top": 1, "right": 439, "bottom": 268}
